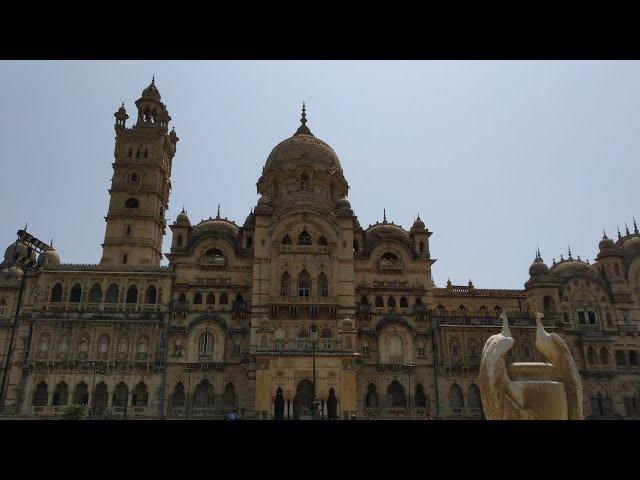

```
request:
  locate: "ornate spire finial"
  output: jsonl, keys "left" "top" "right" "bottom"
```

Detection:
{"left": 383, "top": 208, "right": 387, "bottom": 223}
{"left": 567, "top": 246, "right": 572, "bottom": 259}
{"left": 294, "top": 102, "right": 312, "bottom": 136}
{"left": 151, "top": 74, "right": 155, "bottom": 85}
{"left": 617, "top": 226, "right": 622, "bottom": 240}
{"left": 625, "top": 222, "right": 630, "bottom": 236}
{"left": 417, "top": 212, "right": 421, "bottom": 221}
{"left": 24, "top": 222, "right": 27, "bottom": 232}
{"left": 634, "top": 217, "right": 639, "bottom": 235}
{"left": 216, "top": 204, "right": 221, "bottom": 219}
{"left": 181, "top": 205, "right": 185, "bottom": 213}
{"left": 603, "top": 227, "right": 607, "bottom": 239}
{"left": 50, "top": 238, "right": 54, "bottom": 247}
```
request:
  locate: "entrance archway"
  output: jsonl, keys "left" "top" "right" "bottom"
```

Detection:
{"left": 294, "top": 379, "right": 314, "bottom": 419}
{"left": 327, "top": 388, "right": 338, "bottom": 420}
{"left": 274, "top": 387, "right": 285, "bottom": 420}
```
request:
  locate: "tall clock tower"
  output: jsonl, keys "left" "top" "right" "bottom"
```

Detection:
{"left": 100, "top": 78, "right": 179, "bottom": 266}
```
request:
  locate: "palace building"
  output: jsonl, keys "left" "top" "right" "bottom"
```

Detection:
{"left": 1, "top": 79, "right": 640, "bottom": 420}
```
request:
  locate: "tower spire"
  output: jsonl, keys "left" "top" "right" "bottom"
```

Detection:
{"left": 294, "top": 102, "right": 313, "bottom": 136}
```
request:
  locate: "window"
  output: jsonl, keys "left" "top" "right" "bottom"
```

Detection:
{"left": 206, "top": 292, "right": 215, "bottom": 305}
{"left": 88, "top": 283, "right": 102, "bottom": 303}
{"left": 417, "top": 343, "right": 426, "bottom": 358}
{"left": 616, "top": 350, "right": 627, "bottom": 366}
{"left": 318, "top": 236, "right": 327, "bottom": 246}
{"left": 298, "top": 271, "right": 310, "bottom": 298}
{"left": 69, "top": 283, "right": 82, "bottom": 302}
{"left": 587, "top": 347, "right": 597, "bottom": 364}
{"left": 280, "top": 272, "right": 290, "bottom": 297}
{"left": 577, "top": 310, "right": 586, "bottom": 325}
{"left": 399, "top": 297, "right": 408, "bottom": 308}
{"left": 176, "top": 234, "right": 183, "bottom": 247}
{"left": 123, "top": 254, "right": 128, "bottom": 264}
{"left": 282, "top": 235, "right": 292, "bottom": 245}
{"left": 318, "top": 273, "right": 328, "bottom": 297}
{"left": 365, "top": 383, "right": 378, "bottom": 408}
{"left": 300, "top": 173, "right": 309, "bottom": 191}
{"left": 375, "top": 296, "right": 384, "bottom": 307}
{"left": 105, "top": 283, "right": 119, "bottom": 303}
{"left": 388, "top": 296, "right": 396, "bottom": 308}
{"left": 124, "top": 197, "right": 140, "bottom": 209}
{"left": 623, "top": 312, "right": 630, "bottom": 325}
{"left": 145, "top": 285, "right": 157, "bottom": 304}
{"left": 630, "top": 350, "right": 638, "bottom": 366}
{"left": 32, "top": 382, "right": 48, "bottom": 407}
{"left": 198, "top": 331, "right": 214, "bottom": 356}
{"left": 126, "top": 225, "right": 131, "bottom": 235}
{"left": 614, "top": 263, "right": 621, "bottom": 276}
{"left": 389, "top": 335, "right": 403, "bottom": 363}
{"left": 353, "top": 240, "right": 359, "bottom": 252}
{"left": 193, "top": 292, "right": 203, "bottom": 305}
{"left": 600, "top": 347, "right": 609, "bottom": 365}
{"left": 362, "top": 341, "right": 369, "bottom": 356}
{"left": 219, "top": 292, "right": 228, "bottom": 305}
{"left": 50, "top": 283, "right": 63, "bottom": 303}
{"left": 606, "top": 313, "right": 613, "bottom": 326}
{"left": 126, "top": 285, "right": 138, "bottom": 304}
{"left": 202, "top": 248, "right": 224, "bottom": 265}
{"left": 298, "top": 230, "right": 312, "bottom": 245}
{"left": 449, "top": 384, "right": 463, "bottom": 411}
{"left": 387, "top": 380, "right": 407, "bottom": 408}
{"left": 415, "top": 384, "right": 427, "bottom": 408}
{"left": 419, "top": 241, "right": 425, "bottom": 253}
{"left": 37, "top": 334, "right": 50, "bottom": 353}
{"left": 98, "top": 335, "right": 110, "bottom": 355}
{"left": 233, "top": 340, "right": 241, "bottom": 357}
{"left": 321, "top": 329, "right": 332, "bottom": 349}
{"left": 246, "top": 236, "right": 253, "bottom": 249}
{"left": 467, "top": 384, "right": 481, "bottom": 410}
{"left": 587, "top": 310, "right": 597, "bottom": 325}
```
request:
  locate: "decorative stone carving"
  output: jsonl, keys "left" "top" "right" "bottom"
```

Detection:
{"left": 479, "top": 311, "right": 583, "bottom": 420}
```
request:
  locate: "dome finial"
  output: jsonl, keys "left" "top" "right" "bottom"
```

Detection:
{"left": 603, "top": 227, "right": 608, "bottom": 239}
{"left": 50, "top": 238, "right": 54, "bottom": 247}
{"left": 626, "top": 222, "right": 630, "bottom": 236}
{"left": 216, "top": 204, "right": 221, "bottom": 219}
{"left": 567, "top": 245, "right": 573, "bottom": 259}
{"left": 294, "top": 102, "right": 313, "bottom": 136}
{"left": 634, "top": 217, "right": 639, "bottom": 235}
{"left": 24, "top": 222, "right": 27, "bottom": 232}
{"left": 151, "top": 74, "right": 155, "bottom": 86}
{"left": 535, "top": 245, "right": 542, "bottom": 260}
{"left": 383, "top": 208, "right": 387, "bottom": 223}
{"left": 617, "top": 225, "right": 622, "bottom": 239}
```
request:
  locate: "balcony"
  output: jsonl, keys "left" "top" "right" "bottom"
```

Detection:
{"left": 270, "top": 295, "right": 337, "bottom": 305}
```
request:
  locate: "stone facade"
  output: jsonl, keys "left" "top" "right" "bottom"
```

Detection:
{"left": 1, "top": 81, "right": 639, "bottom": 420}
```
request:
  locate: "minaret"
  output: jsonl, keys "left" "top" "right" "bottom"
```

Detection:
{"left": 100, "top": 77, "right": 179, "bottom": 266}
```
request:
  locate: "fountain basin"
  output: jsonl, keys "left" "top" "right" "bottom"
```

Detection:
{"left": 508, "top": 362, "right": 567, "bottom": 419}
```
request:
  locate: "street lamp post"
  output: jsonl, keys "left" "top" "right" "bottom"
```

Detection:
{"left": 0, "top": 228, "right": 48, "bottom": 414}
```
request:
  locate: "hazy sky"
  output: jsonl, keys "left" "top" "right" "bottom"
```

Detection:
{"left": 0, "top": 61, "right": 637, "bottom": 288}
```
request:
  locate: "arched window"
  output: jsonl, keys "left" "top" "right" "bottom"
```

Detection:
{"left": 280, "top": 272, "right": 290, "bottom": 297}
{"left": 600, "top": 347, "right": 610, "bottom": 365}
{"left": 206, "top": 292, "right": 215, "bottom": 305}
{"left": 415, "top": 383, "right": 426, "bottom": 408}
{"left": 178, "top": 293, "right": 186, "bottom": 303}
{"left": 353, "top": 240, "right": 359, "bottom": 252}
{"left": 113, "top": 382, "right": 129, "bottom": 408}
{"left": 300, "top": 173, "right": 309, "bottom": 191}
{"left": 92, "top": 382, "right": 108, "bottom": 415}
{"left": 298, "top": 230, "right": 312, "bottom": 245}
{"left": 616, "top": 350, "right": 627, "bottom": 366}
{"left": 246, "top": 236, "right": 253, "bottom": 249}
{"left": 198, "top": 331, "right": 214, "bottom": 356}
{"left": 387, "top": 380, "right": 407, "bottom": 408}
{"left": 77, "top": 336, "right": 89, "bottom": 357}
{"left": 37, "top": 334, "right": 50, "bottom": 354}
{"left": 543, "top": 296, "right": 556, "bottom": 317}
{"left": 117, "top": 338, "right": 128, "bottom": 356}
{"left": 32, "top": 381, "right": 49, "bottom": 407}
{"left": 419, "top": 241, "right": 425, "bottom": 253}
{"left": 321, "top": 328, "right": 332, "bottom": 349}
{"left": 98, "top": 334, "right": 110, "bottom": 355}
{"left": 126, "top": 285, "right": 138, "bottom": 304}
{"left": 298, "top": 270, "right": 310, "bottom": 298}
{"left": 88, "top": 283, "right": 102, "bottom": 303}
{"left": 193, "top": 292, "right": 203, "bottom": 305}
{"left": 587, "top": 347, "right": 597, "bottom": 364}
{"left": 380, "top": 252, "right": 400, "bottom": 267}
{"left": 450, "top": 339, "right": 460, "bottom": 359}
{"left": 48, "top": 387, "right": 65, "bottom": 418}
{"left": 223, "top": 383, "right": 237, "bottom": 411}
{"left": 468, "top": 384, "right": 481, "bottom": 409}
{"left": 145, "top": 285, "right": 157, "bottom": 304}
{"left": 233, "top": 339, "right": 241, "bottom": 357}
{"left": 449, "top": 384, "right": 463, "bottom": 410}
{"left": 399, "top": 296, "right": 408, "bottom": 308}
{"left": 57, "top": 336, "right": 69, "bottom": 354}
{"left": 176, "top": 234, "right": 183, "bottom": 248}
{"left": 194, "top": 380, "right": 215, "bottom": 409}
{"left": 124, "top": 198, "right": 140, "bottom": 209}
{"left": 360, "top": 296, "right": 369, "bottom": 305}
{"left": 365, "top": 383, "right": 378, "bottom": 408}
{"left": 274, "top": 328, "right": 286, "bottom": 349}
{"left": 50, "top": 283, "right": 63, "bottom": 302}
{"left": 318, "top": 273, "right": 328, "bottom": 297}
{"left": 282, "top": 235, "right": 292, "bottom": 245}
{"left": 171, "top": 383, "right": 186, "bottom": 409}
{"left": 69, "top": 283, "right": 82, "bottom": 303}
{"left": 388, "top": 296, "right": 396, "bottom": 308}
{"left": 219, "top": 292, "right": 228, "bottom": 305}
{"left": 389, "top": 334, "right": 403, "bottom": 363}
{"left": 136, "top": 338, "right": 148, "bottom": 358}
{"left": 375, "top": 296, "right": 384, "bottom": 307}
{"left": 203, "top": 248, "right": 224, "bottom": 265}
{"left": 72, "top": 382, "right": 89, "bottom": 405}
{"left": 132, "top": 382, "right": 148, "bottom": 407}
{"left": 318, "top": 236, "right": 327, "bottom": 246}
{"left": 362, "top": 340, "right": 369, "bottom": 356}
{"left": 630, "top": 350, "right": 638, "bottom": 366}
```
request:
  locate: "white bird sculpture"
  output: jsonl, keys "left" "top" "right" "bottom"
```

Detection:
{"left": 479, "top": 311, "right": 535, "bottom": 419}
{"left": 534, "top": 312, "right": 583, "bottom": 419}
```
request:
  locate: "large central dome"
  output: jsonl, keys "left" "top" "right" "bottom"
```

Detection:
{"left": 262, "top": 104, "right": 343, "bottom": 175}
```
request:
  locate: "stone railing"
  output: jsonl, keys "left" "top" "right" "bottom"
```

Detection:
{"left": 270, "top": 295, "right": 338, "bottom": 305}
